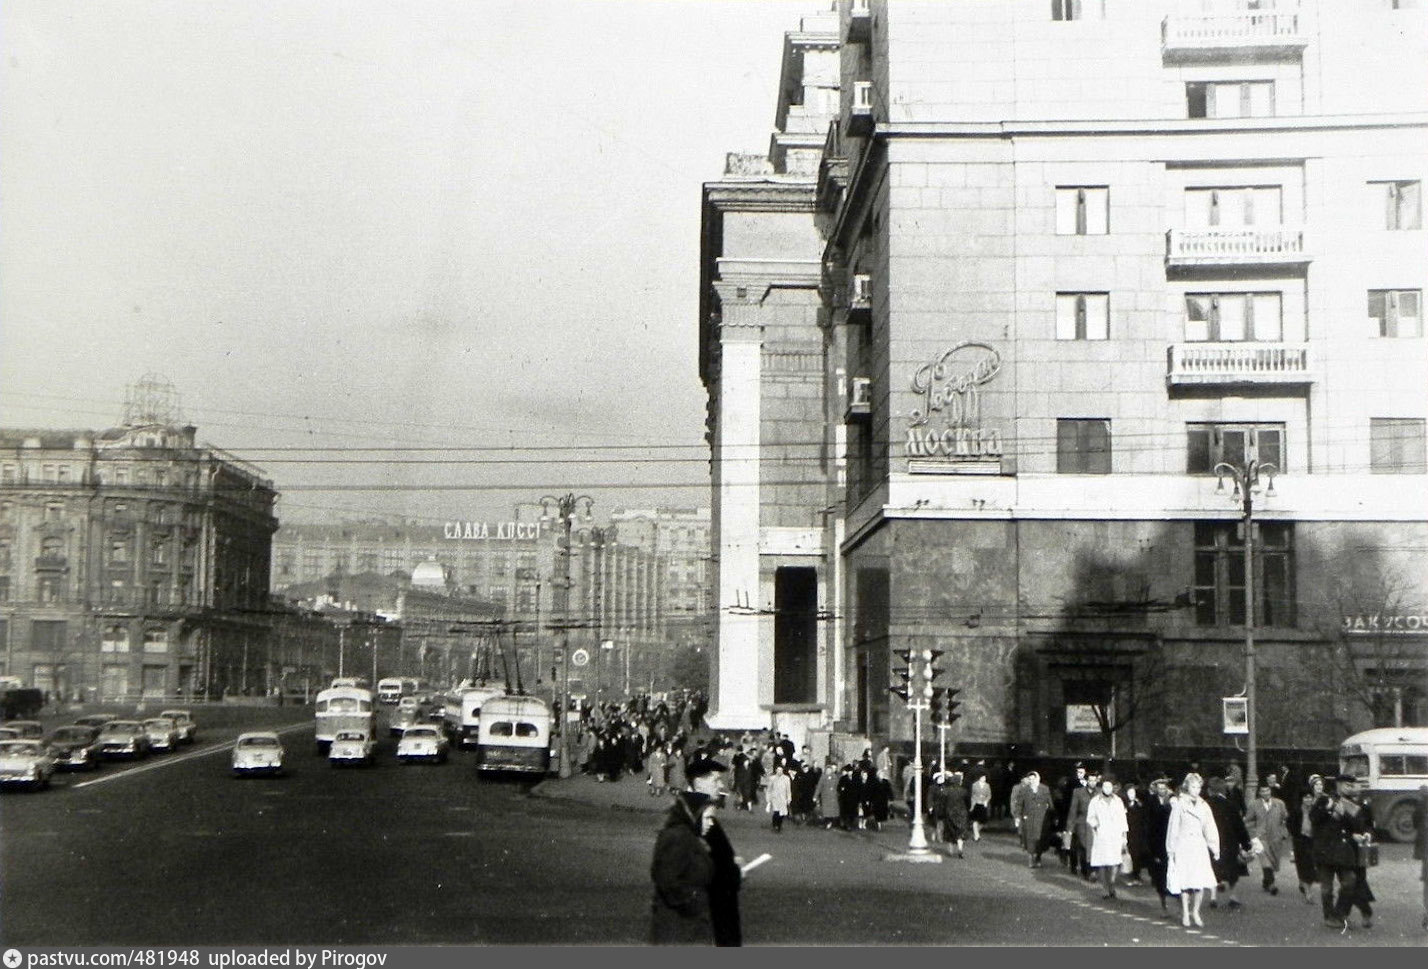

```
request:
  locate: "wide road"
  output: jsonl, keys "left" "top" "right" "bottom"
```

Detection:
{"left": 3, "top": 712, "right": 1425, "bottom": 946}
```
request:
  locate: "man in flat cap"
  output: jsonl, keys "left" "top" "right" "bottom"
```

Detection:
{"left": 1311, "top": 774, "right": 1375, "bottom": 931}
{"left": 649, "top": 756, "right": 743, "bottom": 945}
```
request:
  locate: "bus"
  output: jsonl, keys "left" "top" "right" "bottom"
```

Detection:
{"left": 443, "top": 685, "right": 506, "bottom": 750}
{"left": 475, "top": 694, "right": 553, "bottom": 775}
{"left": 1338, "top": 726, "right": 1428, "bottom": 842}
{"left": 376, "top": 678, "right": 405, "bottom": 705}
{"left": 314, "top": 685, "right": 375, "bottom": 754}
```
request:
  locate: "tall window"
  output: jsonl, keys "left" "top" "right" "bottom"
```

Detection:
{"left": 1184, "top": 293, "right": 1283, "bottom": 342}
{"left": 1056, "top": 186, "right": 1109, "bottom": 235}
{"left": 1370, "top": 418, "right": 1427, "bottom": 473}
{"left": 1056, "top": 419, "right": 1112, "bottom": 474}
{"left": 1185, "top": 187, "right": 1282, "bottom": 228}
{"left": 1369, "top": 289, "right": 1422, "bottom": 337}
{"left": 1055, "top": 293, "right": 1109, "bottom": 340}
{"left": 1051, "top": 0, "right": 1102, "bottom": 19}
{"left": 101, "top": 625, "right": 131, "bottom": 654}
{"left": 1187, "top": 81, "right": 1275, "bottom": 119}
{"left": 1372, "top": 180, "right": 1422, "bottom": 230}
{"left": 1187, "top": 423, "right": 1284, "bottom": 474}
{"left": 1193, "top": 522, "right": 1295, "bottom": 627}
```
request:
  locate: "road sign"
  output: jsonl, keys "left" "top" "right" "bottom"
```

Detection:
{"left": 571, "top": 648, "right": 590, "bottom": 668}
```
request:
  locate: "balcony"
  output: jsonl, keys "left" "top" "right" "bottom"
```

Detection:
{"left": 1167, "top": 342, "right": 1312, "bottom": 387}
{"left": 849, "top": 273, "right": 872, "bottom": 312}
{"left": 1166, "top": 228, "right": 1309, "bottom": 267}
{"left": 847, "top": 0, "right": 871, "bottom": 42}
{"left": 845, "top": 376, "right": 872, "bottom": 421}
{"left": 848, "top": 81, "right": 874, "bottom": 136}
{"left": 1162, "top": 13, "right": 1307, "bottom": 56}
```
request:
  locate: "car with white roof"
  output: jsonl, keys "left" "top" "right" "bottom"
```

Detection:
{"left": 231, "top": 732, "right": 285, "bottom": 777}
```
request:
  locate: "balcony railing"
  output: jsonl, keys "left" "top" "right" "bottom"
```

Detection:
{"left": 1162, "top": 13, "right": 1307, "bottom": 52}
{"left": 1166, "top": 227, "right": 1309, "bottom": 266}
{"left": 1167, "top": 342, "right": 1312, "bottom": 386}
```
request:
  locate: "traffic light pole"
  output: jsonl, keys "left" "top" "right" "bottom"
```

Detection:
{"left": 887, "top": 647, "right": 943, "bottom": 863}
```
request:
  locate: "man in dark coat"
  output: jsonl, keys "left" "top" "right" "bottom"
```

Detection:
{"left": 1206, "top": 775, "right": 1253, "bottom": 909}
{"left": 649, "top": 790, "right": 715, "bottom": 944}
{"left": 1311, "top": 774, "right": 1375, "bottom": 931}
{"left": 1010, "top": 770, "right": 1056, "bottom": 867}
{"left": 687, "top": 756, "right": 743, "bottom": 947}
{"left": 1146, "top": 778, "right": 1175, "bottom": 914}
{"left": 1122, "top": 781, "right": 1149, "bottom": 885}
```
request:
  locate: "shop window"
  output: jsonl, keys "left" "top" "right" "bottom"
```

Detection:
{"left": 1192, "top": 522, "right": 1295, "bottom": 627}
{"left": 1370, "top": 418, "right": 1427, "bottom": 473}
{"left": 1369, "top": 289, "right": 1422, "bottom": 337}
{"left": 1187, "top": 423, "right": 1284, "bottom": 474}
{"left": 1056, "top": 419, "right": 1112, "bottom": 474}
{"left": 1055, "top": 293, "right": 1109, "bottom": 340}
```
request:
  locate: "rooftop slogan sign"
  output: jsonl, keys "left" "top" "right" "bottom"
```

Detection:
{"left": 443, "top": 521, "right": 543, "bottom": 541}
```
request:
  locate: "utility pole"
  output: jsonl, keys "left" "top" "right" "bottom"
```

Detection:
{"left": 1213, "top": 455, "right": 1277, "bottom": 796}
{"left": 541, "top": 493, "right": 593, "bottom": 778}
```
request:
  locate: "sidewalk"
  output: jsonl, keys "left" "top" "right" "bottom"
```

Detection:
{"left": 532, "top": 770, "right": 683, "bottom": 814}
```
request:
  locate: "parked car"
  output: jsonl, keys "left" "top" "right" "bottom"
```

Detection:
{"left": 231, "top": 732, "right": 285, "bottom": 777}
{"left": 45, "top": 725, "right": 101, "bottom": 771}
{"left": 95, "top": 720, "right": 151, "bottom": 760}
{"left": 158, "top": 709, "right": 197, "bottom": 744}
{"left": 0, "top": 728, "right": 20, "bottom": 742}
{"left": 74, "top": 714, "right": 118, "bottom": 729}
{"left": 0, "top": 740, "right": 57, "bottom": 790}
{"left": 396, "top": 725, "right": 449, "bottom": 764}
{"left": 2, "top": 721, "right": 45, "bottom": 740}
{"left": 328, "top": 729, "right": 375, "bottom": 767}
{"left": 142, "top": 718, "right": 181, "bottom": 753}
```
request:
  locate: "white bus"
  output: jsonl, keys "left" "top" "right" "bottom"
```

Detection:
{"left": 443, "top": 685, "right": 506, "bottom": 749}
{"left": 376, "top": 678, "right": 405, "bottom": 705}
{"left": 1338, "top": 726, "right": 1428, "bottom": 842}
{"left": 314, "top": 685, "right": 375, "bottom": 754}
{"left": 475, "top": 694, "right": 552, "bottom": 774}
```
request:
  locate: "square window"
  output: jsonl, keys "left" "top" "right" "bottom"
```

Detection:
{"left": 1056, "top": 419, "right": 1112, "bottom": 474}
{"left": 1055, "top": 293, "right": 1109, "bottom": 340}
{"left": 1372, "top": 180, "right": 1422, "bottom": 230}
{"left": 1369, "top": 289, "right": 1423, "bottom": 337}
{"left": 1370, "top": 418, "right": 1427, "bottom": 473}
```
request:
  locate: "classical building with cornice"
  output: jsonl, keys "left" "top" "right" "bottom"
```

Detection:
{"left": 707, "top": 1, "right": 1428, "bottom": 772}
{"left": 699, "top": 9, "right": 843, "bottom": 743}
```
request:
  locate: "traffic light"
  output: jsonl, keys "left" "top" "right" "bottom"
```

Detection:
{"left": 889, "top": 657, "right": 912, "bottom": 702}
{"left": 943, "top": 687, "right": 962, "bottom": 726}
{"left": 929, "top": 687, "right": 946, "bottom": 723}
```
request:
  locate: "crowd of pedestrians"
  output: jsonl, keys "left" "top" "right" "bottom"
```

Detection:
{"left": 1006, "top": 760, "right": 1408, "bottom": 934}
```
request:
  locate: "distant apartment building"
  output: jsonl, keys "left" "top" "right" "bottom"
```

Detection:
{"left": 610, "top": 507, "right": 714, "bottom": 648}
{"left": 0, "top": 416, "right": 277, "bottom": 700}
{"left": 702, "top": 0, "right": 1428, "bottom": 757}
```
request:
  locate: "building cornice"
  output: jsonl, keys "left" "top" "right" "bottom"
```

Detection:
{"left": 879, "top": 112, "right": 1428, "bottom": 139}
{"left": 703, "top": 178, "right": 817, "bottom": 214}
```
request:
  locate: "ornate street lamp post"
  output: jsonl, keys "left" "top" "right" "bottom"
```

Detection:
{"left": 540, "top": 493, "right": 593, "bottom": 778}
{"left": 1213, "top": 457, "right": 1277, "bottom": 796}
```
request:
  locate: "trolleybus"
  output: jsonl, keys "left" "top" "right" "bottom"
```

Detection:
{"left": 1338, "top": 726, "right": 1428, "bottom": 842}
{"left": 475, "top": 694, "right": 553, "bottom": 774}
{"left": 314, "top": 684, "right": 375, "bottom": 754}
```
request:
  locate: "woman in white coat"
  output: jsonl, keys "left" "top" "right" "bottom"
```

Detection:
{"left": 765, "top": 763, "right": 793, "bottom": 833}
{"left": 1166, "top": 772, "right": 1221, "bottom": 928}
{"left": 1086, "top": 777, "right": 1129, "bottom": 899}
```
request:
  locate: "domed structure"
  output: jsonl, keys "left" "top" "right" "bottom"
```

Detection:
{"left": 410, "top": 559, "right": 452, "bottom": 593}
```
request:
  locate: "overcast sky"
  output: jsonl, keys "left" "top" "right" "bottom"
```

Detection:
{"left": 0, "top": 0, "right": 810, "bottom": 525}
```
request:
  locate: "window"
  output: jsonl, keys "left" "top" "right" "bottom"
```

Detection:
{"left": 115, "top": 468, "right": 128, "bottom": 485}
{"left": 101, "top": 625, "right": 130, "bottom": 653}
{"left": 1380, "top": 754, "right": 1428, "bottom": 776}
{"left": 31, "top": 619, "right": 67, "bottom": 651}
{"left": 44, "top": 502, "right": 63, "bottom": 521}
{"left": 0, "top": 577, "right": 8, "bottom": 603}
{"left": 0, "top": 540, "right": 9, "bottom": 570}
{"left": 1185, "top": 187, "right": 1282, "bottom": 228}
{"left": 1187, "top": 423, "right": 1284, "bottom": 474}
{"left": 1193, "top": 522, "right": 1296, "bottom": 627}
{"left": 109, "top": 538, "right": 130, "bottom": 563}
{"left": 1051, "top": 0, "right": 1102, "bottom": 19}
{"left": 1369, "top": 289, "right": 1422, "bottom": 337}
{"left": 108, "top": 579, "right": 127, "bottom": 605}
{"left": 1187, "top": 81, "right": 1275, "bottom": 119}
{"left": 1055, "top": 293, "right": 1109, "bottom": 340}
{"left": 1184, "top": 293, "right": 1282, "bottom": 342}
{"left": 143, "top": 628, "right": 168, "bottom": 654}
{"left": 1056, "top": 419, "right": 1112, "bottom": 474}
{"left": 1370, "top": 418, "right": 1427, "bottom": 473}
{"left": 39, "top": 536, "right": 64, "bottom": 560}
{"left": 1373, "top": 180, "right": 1422, "bottom": 230}
{"left": 1, "top": 464, "right": 14, "bottom": 484}
{"left": 1055, "top": 187, "right": 1109, "bottom": 235}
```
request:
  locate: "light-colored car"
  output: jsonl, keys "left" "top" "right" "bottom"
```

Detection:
{"left": 158, "top": 709, "right": 197, "bottom": 744}
{"left": 95, "top": 720, "right": 151, "bottom": 760}
{"left": 73, "top": 714, "right": 118, "bottom": 730}
{"left": 2, "top": 720, "right": 45, "bottom": 740}
{"left": 0, "top": 740, "right": 57, "bottom": 790}
{"left": 142, "top": 718, "right": 181, "bottom": 753}
{"left": 328, "top": 729, "right": 375, "bottom": 767}
{"left": 389, "top": 695, "right": 433, "bottom": 737}
{"left": 231, "top": 732, "right": 285, "bottom": 777}
{"left": 396, "top": 725, "right": 449, "bottom": 764}
{"left": 45, "top": 725, "right": 101, "bottom": 771}
{"left": 0, "top": 728, "right": 20, "bottom": 742}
